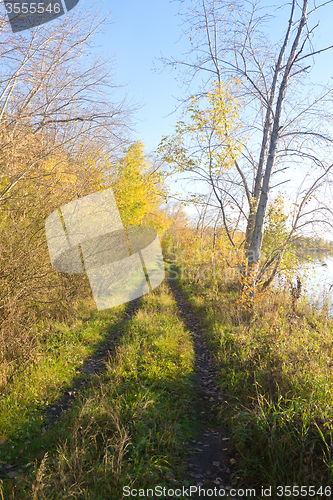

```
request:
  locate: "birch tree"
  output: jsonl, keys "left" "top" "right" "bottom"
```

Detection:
{"left": 161, "top": 0, "right": 333, "bottom": 287}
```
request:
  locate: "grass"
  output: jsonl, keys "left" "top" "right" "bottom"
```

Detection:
{"left": 4, "top": 245, "right": 332, "bottom": 497}
{"left": 173, "top": 268, "right": 333, "bottom": 490}
{"left": 0, "top": 282, "right": 198, "bottom": 499}
{"left": 0, "top": 297, "right": 125, "bottom": 453}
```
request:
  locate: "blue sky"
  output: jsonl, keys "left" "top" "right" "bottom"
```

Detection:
{"left": 92, "top": 0, "right": 191, "bottom": 154}
{"left": 85, "top": 0, "right": 333, "bottom": 231}
{"left": 89, "top": 0, "right": 333, "bottom": 157}
{"left": 5, "top": 0, "right": 333, "bottom": 159}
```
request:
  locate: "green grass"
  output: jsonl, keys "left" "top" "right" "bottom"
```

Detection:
{"left": 4, "top": 253, "right": 331, "bottom": 497}
{"left": 174, "top": 271, "right": 333, "bottom": 491}
{"left": 0, "top": 298, "right": 125, "bottom": 475}
{"left": 1, "top": 282, "right": 198, "bottom": 499}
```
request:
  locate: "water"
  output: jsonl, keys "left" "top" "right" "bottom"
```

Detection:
{"left": 296, "top": 252, "right": 333, "bottom": 312}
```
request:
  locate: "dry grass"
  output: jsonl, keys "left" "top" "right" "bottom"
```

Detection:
{"left": 1, "top": 282, "right": 197, "bottom": 499}
{"left": 177, "top": 270, "right": 333, "bottom": 487}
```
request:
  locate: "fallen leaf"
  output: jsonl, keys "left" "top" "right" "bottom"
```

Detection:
{"left": 230, "top": 458, "right": 237, "bottom": 465}
{"left": 0, "top": 437, "right": 7, "bottom": 446}
{"left": 212, "top": 461, "right": 220, "bottom": 467}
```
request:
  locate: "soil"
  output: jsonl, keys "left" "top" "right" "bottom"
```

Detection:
{"left": 168, "top": 278, "right": 238, "bottom": 498}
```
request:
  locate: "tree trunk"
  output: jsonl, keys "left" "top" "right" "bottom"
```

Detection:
{"left": 247, "top": 0, "right": 308, "bottom": 283}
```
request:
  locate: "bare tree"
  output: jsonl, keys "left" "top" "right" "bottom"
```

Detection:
{"left": 0, "top": 3, "right": 132, "bottom": 206}
{"left": 161, "top": 0, "right": 333, "bottom": 287}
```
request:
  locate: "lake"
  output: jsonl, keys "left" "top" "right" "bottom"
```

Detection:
{"left": 296, "top": 251, "right": 333, "bottom": 313}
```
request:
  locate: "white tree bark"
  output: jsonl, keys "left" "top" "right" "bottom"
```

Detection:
{"left": 161, "top": 0, "right": 333, "bottom": 287}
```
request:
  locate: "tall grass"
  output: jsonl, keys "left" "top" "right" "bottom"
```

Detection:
{"left": 1, "top": 282, "right": 197, "bottom": 499}
{"left": 175, "top": 267, "right": 333, "bottom": 488}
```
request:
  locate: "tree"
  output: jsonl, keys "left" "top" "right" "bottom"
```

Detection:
{"left": 111, "top": 141, "right": 169, "bottom": 231}
{"left": 260, "top": 195, "right": 298, "bottom": 285}
{"left": 0, "top": 4, "right": 131, "bottom": 208}
{"left": 158, "top": 79, "right": 245, "bottom": 248}
{"left": 0, "top": 5, "right": 133, "bottom": 389}
{"left": 161, "top": 0, "right": 333, "bottom": 289}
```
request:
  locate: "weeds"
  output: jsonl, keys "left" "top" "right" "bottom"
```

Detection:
{"left": 1, "top": 282, "right": 196, "bottom": 498}
{"left": 176, "top": 270, "right": 333, "bottom": 488}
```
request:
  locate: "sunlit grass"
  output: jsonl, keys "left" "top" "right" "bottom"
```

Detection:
{"left": 0, "top": 300, "right": 125, "bottom": 463}
{"left": 177, "top": 272, "right": 333, "bottom": 487}
{"left": 1, "top": 282, "right": 196, "bottom": 499}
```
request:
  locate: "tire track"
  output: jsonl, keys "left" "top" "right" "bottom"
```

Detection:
{"left": 44, "top": 297, "right": 140, "bottom": 428}
{"left": 168, "top": 278, "right": 238, "bottom": 497}
{"left": 0, "top": 299, "right": 140, "bottom": 481}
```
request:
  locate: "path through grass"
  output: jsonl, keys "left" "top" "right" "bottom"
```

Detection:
{"left": 1, "top": 282, "right": 198, "bottom": 499}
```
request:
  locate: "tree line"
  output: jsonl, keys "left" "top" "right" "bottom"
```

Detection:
{"left": 0, "top": 7, "right": 167, "bottom": 393}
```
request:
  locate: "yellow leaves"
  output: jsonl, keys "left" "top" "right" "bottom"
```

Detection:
{"left": 111, "top": 141, "right": 168, "bottom": 232}
{"left": 262, "top": 194, "right": 298, "bottom": 280}
{"left": 157, "top": 79, "right": 246, "bottom": 183}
